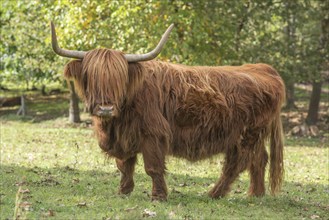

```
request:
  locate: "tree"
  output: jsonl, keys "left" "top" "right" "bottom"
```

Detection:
{"left": 0, "top": 1, "right": 64, "bottom": 90}
{"left": 306, "top": 1, "right": 329, "bottom": 125}
{"left": 1, "top": 0, "right": 327, "bottom": 125}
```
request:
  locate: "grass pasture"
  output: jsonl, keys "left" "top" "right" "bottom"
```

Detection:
{"left": 0, "top": 94, "right": 328, "bottom": 219}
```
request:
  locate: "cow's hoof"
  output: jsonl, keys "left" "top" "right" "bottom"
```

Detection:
{"left": 208, "top": 189, "right": 225, "bottom": 199}
{"left": 118, "top": 187, "right": 134, "bottom": 195}
{"left": 208, "top": 194, "right": 223, "bottom": 199}
{"left": 151, "top": 195, "right": 167, "bottom": 202}
{"left": 247, "top": 190, "right": 265, "bottom": 197}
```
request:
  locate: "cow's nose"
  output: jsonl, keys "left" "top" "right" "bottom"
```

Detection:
{"left": 93, "top": 105, "right": 114, "bottom": 117}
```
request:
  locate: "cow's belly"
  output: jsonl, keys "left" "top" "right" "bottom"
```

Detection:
{"left": 170, "top": 143, "right": 224, "bottom": 162}
{"left": 169, "top": 127, "right": 227, "bottom": 161}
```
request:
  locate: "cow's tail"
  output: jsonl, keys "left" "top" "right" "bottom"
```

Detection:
{"left": 269, "top": 110, "right": 284, "bottom": 195}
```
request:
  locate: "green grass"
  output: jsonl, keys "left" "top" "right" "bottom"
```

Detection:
{"left": 1, "top": 120, "right": 328, "bottom": 219}
{"left": 0, "top": 95, "right": 329, "bottom": 219}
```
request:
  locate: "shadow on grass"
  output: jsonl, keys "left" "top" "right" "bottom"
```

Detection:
{"left": 1, "top": 164, "right": 328, "bottom": 219}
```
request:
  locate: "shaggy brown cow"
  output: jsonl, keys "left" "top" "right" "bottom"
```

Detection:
{"left": 51, "top": 22, "right": 285, "bottom": 201}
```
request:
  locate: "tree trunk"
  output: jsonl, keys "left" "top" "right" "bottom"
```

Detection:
{"left": 306, "top": 81, "right": 322, "bottom": 125}
{"left": 306, "top": 6, "right": 329, "bottom": 125}
{"left": 285, "top": 80, "right": 297, "bottom": 109}
{"left": 25, "top": 79, "right": 29, "bottom": 91}
{"left": 68, "top": 81, "right": 81, "bottom": 123}
{"left": 17, "top": 96, "right": 26, "bottom": 116}
{"left": 41, "top": 84, "right": 47, "bottom": 96}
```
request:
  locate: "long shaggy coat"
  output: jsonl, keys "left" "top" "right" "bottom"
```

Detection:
{"left": 64, "top": 49, "right": 285, "bottom": 201}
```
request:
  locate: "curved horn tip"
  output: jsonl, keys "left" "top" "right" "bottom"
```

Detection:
{"left": 165, "top": 24, "right": 175, "bottom": 34}
{"left": 124, "top": 23, "right": 174, "bottom": 62}
{"left": 50, "top": 21, "right": 56, "bottom": 32}
{"left": 50, "top": 21, "right": 87, "bottom": 59}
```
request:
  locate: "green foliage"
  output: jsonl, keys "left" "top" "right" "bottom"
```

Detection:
{"left": 268, "top": 1, "right": 329, "bottom": 83}
{"left": 1, "top": 0, "right": 327, "bottom": 90}
{"left": 0, "top": 1, "right": 62, "bottom": 89}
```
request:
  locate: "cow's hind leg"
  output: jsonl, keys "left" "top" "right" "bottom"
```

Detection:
{"left": 248, "top": 147, "right": 268, "bottom": 197}
{"left": 116, "top": 156, "right": 137, "bottom": 195}
{"left": 209, "top": 145, "right": 249, "bottom": 198}
{"left": 242, "top": 128, "right": 268, "bottom": 197}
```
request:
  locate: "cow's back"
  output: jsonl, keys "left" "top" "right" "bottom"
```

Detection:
{"left": 139, "top": 62, "right": 284, "bottom": 161}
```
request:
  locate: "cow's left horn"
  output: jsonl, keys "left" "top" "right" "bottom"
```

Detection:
{"left": 124, "top": 24, "right": 174, "bottom": 62}
{"left": 51, "top": 21, "right": 87, "bottom": 59}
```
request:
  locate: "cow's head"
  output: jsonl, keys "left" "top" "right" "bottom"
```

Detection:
{"left": 51, "top": 22, "right": 173, "bottom": 118}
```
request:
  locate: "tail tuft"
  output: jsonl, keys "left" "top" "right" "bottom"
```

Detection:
{"left": 269, "top": 112, "right": 284, "bottom": 195}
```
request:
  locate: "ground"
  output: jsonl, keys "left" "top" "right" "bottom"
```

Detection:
{"left": 0, "top": 89, "right": 328, "bottom": 219}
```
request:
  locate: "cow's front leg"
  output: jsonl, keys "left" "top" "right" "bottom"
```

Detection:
{"left": 142, "top": 138, "right": 168, "bottom": 201}
{"left": 116, "top": 156, "right": 137, "bottom": 195}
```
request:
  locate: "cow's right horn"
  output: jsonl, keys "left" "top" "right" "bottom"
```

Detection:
{"left": 124, "top": 24, "right": 174, "bottom": 63}
{"left": 51, "top": 21, "right": 87, "bottom": 59}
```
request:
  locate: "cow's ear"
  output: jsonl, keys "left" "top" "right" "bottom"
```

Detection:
{"left": 64, "top": 60, "right": 82, "bottom": 79}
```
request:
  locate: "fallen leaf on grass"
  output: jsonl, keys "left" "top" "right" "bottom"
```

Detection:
{"left": 306, "top": 187, "right": 316, "bottom": 193}
{"left": 143, "top": 209, "right": 156, "bottom": 217}
{"left": 15, "top": 181, "right": 26, "bottom": 186}
{"left": 72, "top": 178, "right": 80, "bottom": 184}
{"left": 172, "top": 188, "right": 182, "bottom": 194}
{"left": 19, "top": 189, "right": 30, "bottom": 194}
{"left": 37, "top": 176, "right": 60, "bottom": 186}
{"left": 19, "top": 201, "right": 33, "bottom": 211}
{"left": 42, "top": 209, "right": 55, "bottom": 217}
{"left": 234, "top": 188, "right": 242, "bottom": 194}
{"left": 125, "top": 205, "right": 138, "bottom": 212}
{"left": 295, "top": 182, "right": 302, "bottom": 187}
{"left": 77, "top": 202, "right": 87, "bottom": 207}
{"left": 310, "top": 215, "right": 320, "bottom": 219}
{"left": 168, "top": 211, "right": 176, "bottom": 219}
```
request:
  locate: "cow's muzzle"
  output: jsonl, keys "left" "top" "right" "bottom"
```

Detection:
{"left": 92, "top": 105, "right": 114, "bottom": 117}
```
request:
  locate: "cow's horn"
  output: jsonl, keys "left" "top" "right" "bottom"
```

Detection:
{"left": 124, "top": 24, "right": 174, "bottom": 62}
{"left": 51, "top": 21, "right": 87, "bottom": 59}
